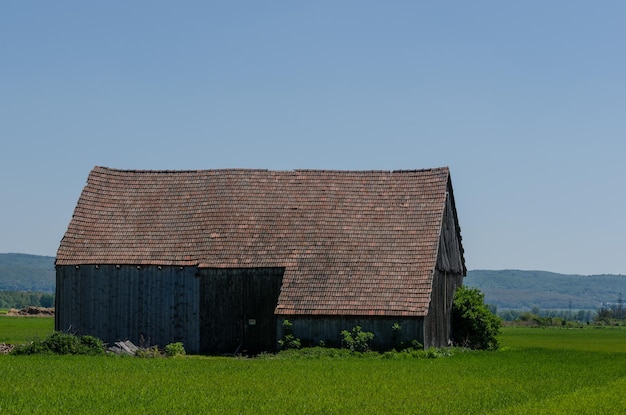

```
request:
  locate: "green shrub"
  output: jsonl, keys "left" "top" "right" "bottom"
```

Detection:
{"left": 78, "top": 335, "right": 106, "bottom": 354}
{"left": 11, "top": 332, "right": 105, "bottom": 355}
{"left": 340, "top": 326, "right": 374, "bottom": 352}
{"left": 390, "top": 322, "right": 423, "bottom": 351}
{"left": 164, "top": 342, "right": 186, "bottom": 357}
{"left": 278, "top": 319, "right": 301, "bottom": 350}
{"left": 452, "top": 286, "right": 502, "bottom": 350}
{"left": 409, "top": 339, "right": 423, "bottom": 349}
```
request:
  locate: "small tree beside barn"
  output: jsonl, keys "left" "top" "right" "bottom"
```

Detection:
{"left": 56, "top": 167, "right": 466, "bottom": 354}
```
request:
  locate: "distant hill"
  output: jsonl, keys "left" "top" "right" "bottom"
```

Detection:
{"left": 465, "top": 270, "right": 626, "bottom": 310}
{"left": 0, "top": 253, "right": 55, "bottom": 292}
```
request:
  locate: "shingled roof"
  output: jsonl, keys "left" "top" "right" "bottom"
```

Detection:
{"left": 57, "top": 166, "right": 463, "bottom": 317}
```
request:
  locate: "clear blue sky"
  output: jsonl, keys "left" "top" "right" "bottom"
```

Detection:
{"left": 1, "top": 1, "right": 625, "bottom": 275}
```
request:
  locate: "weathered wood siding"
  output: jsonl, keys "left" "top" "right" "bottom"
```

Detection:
{"left": 279, "top": 317, "right": 424, "bottom": 349}
{"left": 55, "top": 265, "right": 200, "bottom": 353}
{"left": 198, "top": 268, "right": 283, "bottom": 355}
{"left": 423, "top": 269, "right": 463, "bottom": 348}
{"left": 423, "top": 187, "right": 465, "bottom": 348}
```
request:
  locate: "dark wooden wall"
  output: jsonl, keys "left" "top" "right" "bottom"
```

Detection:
{"left": 198, "top": 268, "right": 283, "bottom": 355}
{"left": 56, "top": 265, "right": 200, "bottom": 353}
{"left": 435, "top": 181, "right": 465, "bottom": 274}
{"left": 423, "top": 269, "right": 463, "bottom": 348}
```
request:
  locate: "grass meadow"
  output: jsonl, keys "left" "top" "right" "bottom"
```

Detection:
{"left": 1, "top": 316, "right": 625, "bottom": 414}
{"left": 0, "top": 314, "right": 54, "bottom": 344}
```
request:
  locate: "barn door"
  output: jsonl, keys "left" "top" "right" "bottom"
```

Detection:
{"left": 199, "top": 268, "right": 283, "bottom": 355}
{"left": 241, "top": 269, "right": 286, "bottom": 354}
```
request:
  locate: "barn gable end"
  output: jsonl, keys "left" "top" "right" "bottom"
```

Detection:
{"left": 423, "top": 180, "right": 465, "bottom": 348}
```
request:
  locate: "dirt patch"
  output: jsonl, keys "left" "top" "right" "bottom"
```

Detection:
{"left": 6, "top": 306, "right": 55, "bottom": 316}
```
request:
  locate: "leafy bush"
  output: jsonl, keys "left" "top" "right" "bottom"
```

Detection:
{"left": 452, "top": 286, "right": 502, "bottom": 350}
{"left": 278, "top": 319, "right": 301, "bottom": 350}
{"left": 164, "top": 342, "right": 186, "bottom": 357}
{"left": 11, "top": 332, "right": 105, "bottom": 355}
{"left": 390, "top": 322, "right": 423, "bottom": 351}
{"left": 77, "top": 335, "right": 106, "bottom": 354}
{"left": 341, "top": 326, "right": 374, "bottom": 352}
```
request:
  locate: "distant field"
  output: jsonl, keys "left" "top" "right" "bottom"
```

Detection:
{"left": 503, "top": 325, "right": 626, "bottom": 352}
{"left": 1, "top": 325, "right": 625, "bottom": 414}
{"left": 0, "top": 315, "right": 54, "bottom": 343}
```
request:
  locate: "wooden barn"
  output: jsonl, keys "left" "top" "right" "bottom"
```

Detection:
{"left": 56, "top": 166, "right": 465, "bottom": 354}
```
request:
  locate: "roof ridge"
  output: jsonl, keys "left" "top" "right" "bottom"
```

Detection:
{"left": 93, "top": 166, "right": 271, "bottom": 174}
{"left": 93, "top": 166, "right": 449, "bottom": 174}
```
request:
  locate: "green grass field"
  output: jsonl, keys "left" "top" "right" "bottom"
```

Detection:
{"left": 0, "top": 315, "right": 54, "bottom": 343}
{"left": 1, "top": 320, "right": 625, "bottom": 414}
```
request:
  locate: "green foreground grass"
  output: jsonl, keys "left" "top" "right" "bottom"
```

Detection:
{"left": 1, "top": 321, "right": 625, "bottom": 414}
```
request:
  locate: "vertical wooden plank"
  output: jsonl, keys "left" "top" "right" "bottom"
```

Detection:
{"left": 183, "top": 267, "right": 200, "bottom": 352}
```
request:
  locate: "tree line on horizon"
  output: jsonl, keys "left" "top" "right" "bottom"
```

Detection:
{"left": 0, "top": 290, "right": 54, "bottom": 309}
{"left": 465, "top": 269, "right": 626, "bottom": 310}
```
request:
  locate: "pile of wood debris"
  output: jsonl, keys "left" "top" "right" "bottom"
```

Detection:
{"left": 6, "top": 306, "right": 55, "bottom": 316}
{"left": 107, "top": 340, "right": 140, "bottom": 356}
{"left": 0, "top": 343, "right": 15, "bottom": 354}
